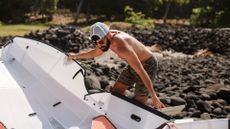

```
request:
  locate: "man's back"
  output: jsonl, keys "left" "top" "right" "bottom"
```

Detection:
{"left": 110, "top": 30, "right": 153, "bottom": 63}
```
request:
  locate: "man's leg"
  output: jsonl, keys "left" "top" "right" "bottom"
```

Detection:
{"left": 134, "top": 55, "right": 158, "bottom": 105}
{"left": 112, "top": 81, "right": 129, "bottom": 95}
{"left": 112, "top": 65, "right": 134, "bottom": 95}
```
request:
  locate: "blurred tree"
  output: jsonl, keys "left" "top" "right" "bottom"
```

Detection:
{"left": 0, "top": 0, "right": 229, "bottom": 27}
{"left": 58, "top": 0, "right": 129, "bottom": 22}
{"left": 35, "top": 0, "right": 59, "bottom": 21}
{"left": 0, "top": 0, "right": 59, "bottom": 23}
{"left": 162, "top": 0, "right": 172, "bottom": 23}
{"left": 0, "top": 0, "right": 34, "bottom": 23}
{"left": 145, "top": 0, "right": 190, "bottom": 23}
{"left": 190, "top": 0, "right": 230, "bottom": 27}
{"left": 74, "top": 0, "right": 84, "bottom": 24}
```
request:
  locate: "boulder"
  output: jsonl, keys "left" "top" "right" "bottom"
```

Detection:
{"left": 170, "top": 97, "right": 186, "bottom": 106}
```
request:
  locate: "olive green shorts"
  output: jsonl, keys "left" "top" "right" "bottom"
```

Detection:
{"left": 117, "top": 55, "right": 158, "bottom": 96}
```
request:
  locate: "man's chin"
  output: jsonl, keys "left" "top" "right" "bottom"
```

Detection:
{"left": 100, "top": 42, "right": 110, "bottom": 52}
{"left": 101, "top": 48, "right": 109, "bottom": 52}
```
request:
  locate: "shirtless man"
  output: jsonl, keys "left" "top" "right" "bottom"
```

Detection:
{"left": 67, "top": 22, "right": 165, "bottom": 110}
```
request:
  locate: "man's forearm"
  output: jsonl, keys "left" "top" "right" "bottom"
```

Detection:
{"left": 73, "top": 49, "right": 102, "bottom": 59}
{"left": 137, "top": 69, "right": 157, "bottom": 97}
{"left": 74, "top": 52, "right": 95, "bottom": 59}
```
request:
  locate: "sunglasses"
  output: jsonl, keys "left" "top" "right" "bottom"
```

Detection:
{"left": 91, "top": 35, "right": 105, "bottom": 44}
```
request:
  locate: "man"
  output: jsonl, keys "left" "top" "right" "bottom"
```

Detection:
{"left": 67, "top": 22, "right": 165, "bottom": 110}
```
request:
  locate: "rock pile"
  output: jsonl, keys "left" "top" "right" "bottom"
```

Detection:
{"left": 155, "top": 56, "right": 230, "bottom": 119}
{"left": 2, "top": 25, "right": 230, "bottom": 56}
{"left": 24, "top": 25, "right": 95, "bottom": 53}
{"left": 126, "top": 25, "right": 230, "bottom": 55}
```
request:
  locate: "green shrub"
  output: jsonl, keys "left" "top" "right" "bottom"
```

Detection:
{"left": 190, "top": 5, "right": 230, "bottom": 27}
{"left": 190, "top": 6, "right": 212, "bottom": 27}
{"left": 124, "top": 6, "right": 153, "bottom": 27}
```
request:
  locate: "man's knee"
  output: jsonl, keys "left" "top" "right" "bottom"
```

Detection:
{"left": 112, "top": 81, "right": 128, "bottom": 95}
{"left": 134, "top": 95, "right": 148, "bottom": 104}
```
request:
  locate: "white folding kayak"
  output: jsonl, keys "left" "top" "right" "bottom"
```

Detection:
{"left": 0, "top": 37, "right": 229, "bottom": 129}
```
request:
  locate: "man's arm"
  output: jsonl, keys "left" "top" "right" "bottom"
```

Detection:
{"left": 67, "top": 46, "right": 103, "bottom": 60}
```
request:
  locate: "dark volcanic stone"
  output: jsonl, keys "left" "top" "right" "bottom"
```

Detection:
{"left": 185, "top": 94, "right": 200, "bottom": 101}
{"left": 196, "top": 100, "right": 212, "bottom": 112}
{"left": 216, "top": 99, "right": 227, "bottom": 106}
{"left": 191, "top": 110, "right": 202, "bottom": 117}
{"left": 160, "top": 98, "right": 171, "bottom": 105}
{"left": 200, "top": 93, "right": 211, "bottom": 100}
{"left": 188, "top": 108, "right": 196, "bottom": 112}
{"left": 170, "top": 97, "right": 186, "bottom": 106}
{"left": 84, "top": 75, "right": 101, "bottom": 90}
{"left": 172, "top": 112, "right": 188, "bottom": 119}
{"left": 186, "top": 99, "right": 197, "bottom": 109}
{"left": 100, "top": 79, "right": 110, "bottom": 89}
{"left": 209, "top": 93, "right": 218, "bottom": 100}
{"left": 212, "top": 101, "right": 224, "bottom": 108}
{"left": 213, "top": 107, "right": 223, "bottom": 115}
{"left": 200, "top": 113, "right": 211, "bottom": 119}
{"left": 183, "top": 86, "right": 197, "bottom": 93}
{"left": 102, "top": 66, "right": 110, "bottom": 74}
{"left": 223, "top": 106, "right": 230, "bottom": 112}
{"left": 217, "top": 88, "right": 230, "bottom": 103}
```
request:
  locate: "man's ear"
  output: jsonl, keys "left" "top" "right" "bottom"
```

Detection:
{"left": 106, "top": 31, "right": 112, "bottom": 39}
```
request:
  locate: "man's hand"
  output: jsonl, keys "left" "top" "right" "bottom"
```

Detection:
{"left": 151, "top": 95, "right": 165, "bottom": 111}
{"left": 66, "top": 52, "right": 76, "bottom": 61}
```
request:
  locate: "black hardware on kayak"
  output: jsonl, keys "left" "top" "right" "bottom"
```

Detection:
{"left": 72, "top": 69, "right": 85, "bottom": 79}
{"left": 28, "top": 112, "right": 37, "bottom": 117}
{"left": 26, "top": 46, "right": 29, "bottom": 49}
{"left": 131, "top": 114, "right": 141, "bottom": 122}
{"left": 53, "top": 101, "right": 62, "bottom": 107}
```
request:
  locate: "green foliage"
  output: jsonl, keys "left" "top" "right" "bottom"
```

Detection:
{"left": 124, "top": 6, "right": 153, "bottom": 27}
{"left": 145, "top": 0, "right": 163, "bottom": 11}
{"left": 190, "top": 6, "right": 229, "bottom": 27}
{"left": 190, "top": 6, "right": 212, "bottom": 27}
{"left": 175, "top": 0, "right": 190, "bottom": 6}
{"left": 40, "top": 0, "right": 59, "bottom": 13}
{"left": 190, "top": 0, "right": 230, "bottom": 27}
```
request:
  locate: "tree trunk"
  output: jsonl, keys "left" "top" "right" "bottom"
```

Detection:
{"left": 74, "top": 0, "right": 84, "bottom": 24}
{"left": 163, "top": 0, "right": 172, "bottom": 24}
{"left": 86, "top": 3, "right": 90, "bottom": 23}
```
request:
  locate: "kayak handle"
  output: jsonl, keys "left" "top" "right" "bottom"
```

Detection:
{"left": 130, "top": 114, "right": 141, "bottom": 122}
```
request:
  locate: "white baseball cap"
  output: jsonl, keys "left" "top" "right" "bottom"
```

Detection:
{"left": 90, "top": 22, "right": 109, "bottom": 41}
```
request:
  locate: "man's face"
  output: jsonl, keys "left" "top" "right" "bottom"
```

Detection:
{"left": 95, "top": 37, "right": 111, "bottom": 52}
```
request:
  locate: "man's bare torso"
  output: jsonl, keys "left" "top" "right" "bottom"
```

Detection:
{"left": 109, "top": 30, "right": 153, "bottom": 63}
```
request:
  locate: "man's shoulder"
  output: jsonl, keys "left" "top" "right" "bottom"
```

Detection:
{"left": 110, "top": 29, "right": 121, "bottom": 32}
